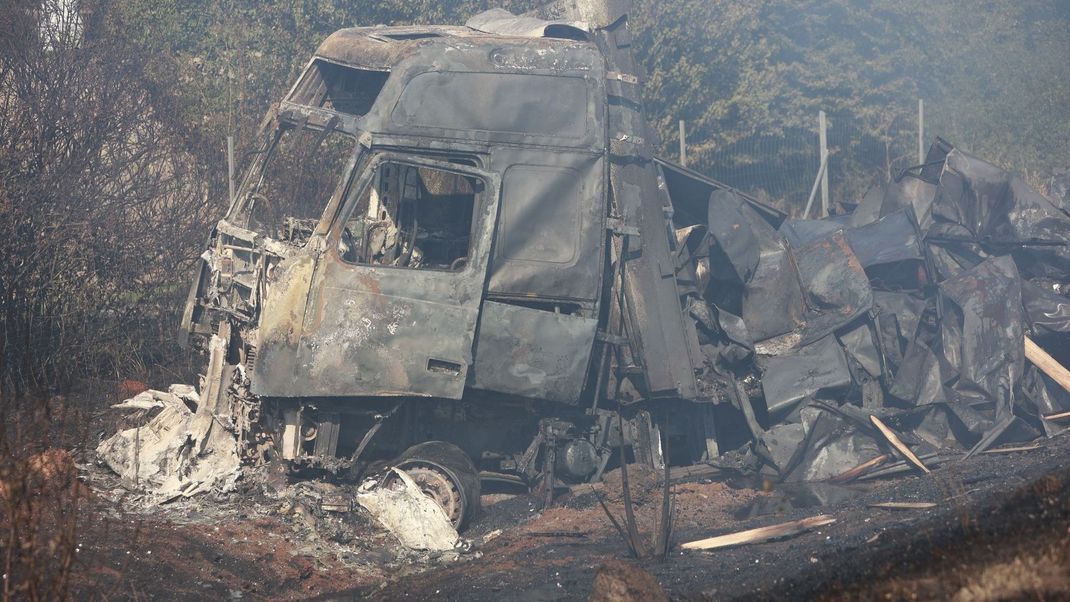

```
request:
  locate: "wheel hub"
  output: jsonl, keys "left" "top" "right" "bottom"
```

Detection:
{"left": 386, "top": 462, "right": 465, "bottom": 526}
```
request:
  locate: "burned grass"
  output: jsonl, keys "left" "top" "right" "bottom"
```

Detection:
{"left": 62, "top": 432, "right": 1070, "bottom": 599}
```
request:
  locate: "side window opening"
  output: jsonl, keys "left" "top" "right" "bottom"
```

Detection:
{"left": 339, "top": 161, "right": 481, "bottom": 272}
{"left": 243, "top": 124, "right": 353, "bottom": 245}
{"left": 288, "top": 59, "right": 389, "bottom": 116}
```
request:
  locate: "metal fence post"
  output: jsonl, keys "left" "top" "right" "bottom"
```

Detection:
{"left": 918, "top": 98, "right": 925, "bottom": 164}
{"left": 819, "top": 110, "right": 829, "bottom": 217}
{"left": 679, "top": 119, "right": 687, "bottom": 167}
{"left": 227, "top": 135, "right": 236, "bottom": 204}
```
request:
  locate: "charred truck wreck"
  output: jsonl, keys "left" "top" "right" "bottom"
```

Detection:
{"left": 174, "top": 2, "right": 739, "bottom": 527}
{"left": 99, "top": 0, "right": 1070, "bottom": 530}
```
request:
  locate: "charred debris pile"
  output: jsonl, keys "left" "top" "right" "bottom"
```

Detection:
{"left": 688, "top": 138, "right": 1070, "bottom": 482}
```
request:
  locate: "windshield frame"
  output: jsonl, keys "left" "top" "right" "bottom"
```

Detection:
{"left": 226, "top": 118, "right": 360, "bottom": 245}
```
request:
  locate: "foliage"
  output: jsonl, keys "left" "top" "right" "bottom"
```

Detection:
{"left": 632, "top": 0, "right": 1070, "bottom": 203}
{"left": 0, "top": 0, "right": 212, "bottom": 395}
{"left": 116, "top": 0, "right": 1070, "bottom": 209}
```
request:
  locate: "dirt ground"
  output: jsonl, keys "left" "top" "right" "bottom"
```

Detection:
{"left": 68, "top": 428, "right": 1070, "bottom": 600}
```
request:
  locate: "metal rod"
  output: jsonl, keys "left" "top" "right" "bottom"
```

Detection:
{"left": 227, "top": 135, "right": 236, "bottom": 204}
{"left": 678, "top": 119, "right": 687, "bottom": 167}
{"left": 802, "top": 154, "right": 828, "bottom": 219}
{"left": 918, "top": 98, "right": 925, "bottom": 164}
{"left": 819, "top": 110, "right": 829, "bottom": 217}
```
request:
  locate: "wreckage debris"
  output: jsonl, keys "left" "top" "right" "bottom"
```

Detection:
{"left": 691, "top": 138, "right": 1070, "bottom": 484}
{"left": 96, "top": 380, "right": 240, "bottom": 500}
{"left": 91, "top": 5, "right": 1070, "bottom": 555}
{"left": 355, "top": 468, "right": 461, "bottom": 552}
{"left": 680, "top": 514, "right": 836, "bottom": 551}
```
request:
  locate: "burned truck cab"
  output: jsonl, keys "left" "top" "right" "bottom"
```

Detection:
{"left": 180, "top": 10, "right": 710, "bottom": 527}
{"left": 258, "top": 24, "right": 610, "bottom": 403}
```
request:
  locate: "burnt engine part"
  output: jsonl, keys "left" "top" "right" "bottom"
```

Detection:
{"left": 555, "top": 438, "right": 599, "bottom": 481}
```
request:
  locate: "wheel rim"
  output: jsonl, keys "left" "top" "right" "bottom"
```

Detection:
{"left": 387, "top": 461, "right": 466, "bottom": 527}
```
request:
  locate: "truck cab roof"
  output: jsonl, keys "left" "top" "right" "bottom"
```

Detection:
{"left": 287, "top": 12, "right": 606, "bottom": 152}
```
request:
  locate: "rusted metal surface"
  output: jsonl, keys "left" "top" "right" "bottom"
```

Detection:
{"left": 471, "top": 301, "right": 598, "bottom": 403}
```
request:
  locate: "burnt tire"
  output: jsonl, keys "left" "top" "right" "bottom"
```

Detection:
{"left": 389, "top": 441, "right": 481, "bottom": 530}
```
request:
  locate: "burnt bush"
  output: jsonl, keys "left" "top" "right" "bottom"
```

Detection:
{"left": 0, "top": 0, "right": 221, "bottom": 398}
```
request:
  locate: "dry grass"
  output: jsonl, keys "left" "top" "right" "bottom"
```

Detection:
{"left": 0, "top": 399, "right": 87, "bottom": 601}
{"left": 952, "top": 548, "right": 1070, "bottom": 601}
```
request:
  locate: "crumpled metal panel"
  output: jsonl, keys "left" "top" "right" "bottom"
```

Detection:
{"left": 1022, "top": 364, "right": 1070, "bottom": 437}
{"left": 887, "top": 340, "right": 947, "bottom": 407}
{"left": 470, "top": 301, "right": 598, "bottom": 403}
{"left": 931, "top": 150, "right": 1070, "bottom": 278}
{"left": 844, "top": 210, "right": 923, "bottom": 269}
{"left": 708, "top": 190, "right": 761, "bottom": 282}
{"left": 708, "top": 192, "right": 872, "bottom": 351}
{"left": 848, "top": 184, "right": 885, "bottom": 227}
{"left": 873, "top": 291, "right": 928, "bottom": 347}
{"left": 708, "top": 193, "right": 807, "bottom": 343}
{"left": 777, "top": 216, "right": 849, "bottom": 249}
{"left": 792, "top": 230, "right": 873, "bottom": 345}
{"left": 781, "top": 406, "right": 884, "bottom": 482}
{"left": 758, "top": 335, "right": 852, "bottom": 417}
{"left": 879, "top": 175, "right": 937, "bottom": 232}
{"left": 837, "top": 322, "right": 882, "bottom": 378}
{"left": 1022, "top": 279, "right": 1070, "bottom": 334}
{"left": 939, "top": 255, "right": 1024, "bottom": 416}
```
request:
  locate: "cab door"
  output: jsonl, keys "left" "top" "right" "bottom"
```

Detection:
{"left": 293, "top": 153, "right": 499, "bottom": 399}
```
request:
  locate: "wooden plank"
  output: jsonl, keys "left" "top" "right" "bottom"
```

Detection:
{"left": 1044, "top": 410, "right": 1070, "bottom": 421}
{"left": 868, "top": 502, "right": 937, "bottom": 510}
{"left": 681, "top": 515, "right": 836, "bottom": 551}
{"left": 1026, "top": 337, "right": 1070, "bottom": 397}
{"left": 870, "top": 415, "right": 930, "bottom": 474}
{"left": 981, "top": 444, "right": 1042, "bottom": 454}
{"left": 829, "top": 454, "right": 890, "bottom": 483}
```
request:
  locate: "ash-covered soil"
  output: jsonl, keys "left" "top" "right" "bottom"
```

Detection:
{"left": 71, "top": 434, "right": 1070, "bottom": 600}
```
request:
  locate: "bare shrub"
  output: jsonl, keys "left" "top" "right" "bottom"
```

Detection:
{"left": 0, "top": 0, "right": 216, "bottom": 398}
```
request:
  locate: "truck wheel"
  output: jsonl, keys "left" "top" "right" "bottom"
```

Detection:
{"left": 387, "top": 441, "right": 481, "bottom": 530}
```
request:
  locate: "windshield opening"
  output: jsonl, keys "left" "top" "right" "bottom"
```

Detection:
{"left": 241, "top": 123, "right": 354, "bottom": 245}
{"left": 338, "top": 160, "right": 482, "bottom": 272}
{"left": 288, "top": 59, "right": 389, "bottom": 116}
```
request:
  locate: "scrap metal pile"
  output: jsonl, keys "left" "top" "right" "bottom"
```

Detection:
{"left": 689, "top": 138, "right": 1070, "bottom": 482}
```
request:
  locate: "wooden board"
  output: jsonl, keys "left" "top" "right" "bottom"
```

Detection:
{"left": 870, "top": 415, "right": 930, "bottom": 474}
{"left": 681, "top": 515, "right": 836, "bottom": 551}
{"left": 868, "top": 502, "right": 937, "bottom": 510}
{"left": 1026, "top": 337, "right": 1070, "bottom": 397}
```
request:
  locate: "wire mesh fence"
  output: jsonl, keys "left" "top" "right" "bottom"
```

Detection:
{"left": 695, "top": 109, "right": 923, "bottom": 218}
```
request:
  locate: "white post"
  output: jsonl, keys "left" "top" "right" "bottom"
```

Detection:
{"left": 803, "top": 155, "right": 828, "bottom": 220}
{"left": 917, "top": 98, "right": 925, "bottom": 164}
{"left": 227, "top": 135, "right": 236, "bottom": 204}
{"left": 819, "top": 110, "right": 829, "bottom": 217}
{"left": 679, "top": 119, "right": 687, "bottom": 167}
